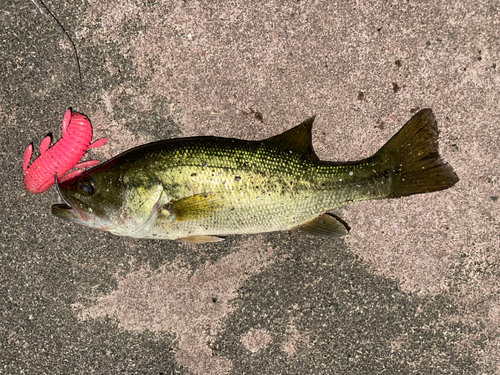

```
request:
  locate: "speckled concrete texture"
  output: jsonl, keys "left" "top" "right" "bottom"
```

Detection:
{"left": 1, "top": 0, "right": 498, "bottom": 373}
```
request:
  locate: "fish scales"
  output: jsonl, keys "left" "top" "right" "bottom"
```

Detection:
{"left": 52, "top": 110, "right": 458, "bottom": 243}
{"left": 147, "top": 142, "right": 380, "bottom": 236}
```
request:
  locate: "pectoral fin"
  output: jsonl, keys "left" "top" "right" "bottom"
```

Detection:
{"left": 165, "top": 192, "right": 224, "bottom": 222}
{"left": 178, "top": 235, "right": 225, "bottom": 243}
{"left": 294, "top": 213, "right": 350, "bottom": 237}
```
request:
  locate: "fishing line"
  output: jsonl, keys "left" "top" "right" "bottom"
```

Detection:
{"left": 32, "top": 0, "right": 84, "bottom": 108}
{"left": 32, "top": 0, "right": 86, "bottom": 197}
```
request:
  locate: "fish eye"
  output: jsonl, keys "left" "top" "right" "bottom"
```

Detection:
{"left": 78, "top": 177, "right": 96, "bottom": 197}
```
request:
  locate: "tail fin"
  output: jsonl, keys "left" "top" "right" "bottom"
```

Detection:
{"left": 374, "top": 109, "right": 459, "bottom": 198}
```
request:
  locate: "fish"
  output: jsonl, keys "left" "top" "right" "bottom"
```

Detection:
{"left": 52, "top": 109, "right": 459, "bottom": 243}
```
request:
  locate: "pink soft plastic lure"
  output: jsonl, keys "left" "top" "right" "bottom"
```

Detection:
{"left": 23, "top": 109, "right": 108, "bottom": 194}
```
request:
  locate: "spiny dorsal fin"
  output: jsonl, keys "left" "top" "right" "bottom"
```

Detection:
{"left": 263, "top": 116, "right": 318, "bottom": 160}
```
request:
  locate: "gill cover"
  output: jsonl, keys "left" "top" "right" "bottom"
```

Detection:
{"left": 122, "top": 170, "right": 165, "bottom": 236}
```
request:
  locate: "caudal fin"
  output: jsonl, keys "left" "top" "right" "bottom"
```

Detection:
{"left": 374, "top": 109, "right": 459, "bottom": 198}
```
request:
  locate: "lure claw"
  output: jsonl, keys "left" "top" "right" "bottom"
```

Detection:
{"left": 23, "top": 109, "right": 108, "bottom": 194}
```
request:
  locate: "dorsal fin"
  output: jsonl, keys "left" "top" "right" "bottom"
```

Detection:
{"left": 263, "top": 116, "right": 318, "bottom": 160}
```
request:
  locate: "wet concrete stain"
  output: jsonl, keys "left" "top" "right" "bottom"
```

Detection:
{"left": 214, "top": 237, "right": 479, "bottom": 374}
{"left": 73, "top": 236, "right": 478, "bottom": 374}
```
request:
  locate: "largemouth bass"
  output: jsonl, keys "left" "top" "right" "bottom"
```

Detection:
{"left": 52, "top": 109, "right": 458, "bottom": 243}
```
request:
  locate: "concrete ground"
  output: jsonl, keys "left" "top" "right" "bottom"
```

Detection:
{"left": 1, "top": 0, "right": 499, "bottom": 373}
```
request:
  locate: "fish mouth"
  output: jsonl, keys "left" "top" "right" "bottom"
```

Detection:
{"left": 52, "top": 174, "right": 92, "bottom": 224}
{"left": 51, "top": 203, "right": 75, "bottom": 221}
{"left": 51, "top": 201, "right": 91, "bottom": 225}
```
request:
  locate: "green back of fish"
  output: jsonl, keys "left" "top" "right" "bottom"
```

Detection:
{"left": 108, "top": 110, "right": 438, "bottom": 240}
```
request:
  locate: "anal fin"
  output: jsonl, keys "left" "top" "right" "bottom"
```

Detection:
{"left": 178, "top": 235, "right": 225, "bottom": 244}
{"left": 294, "top": 213, "right": 350, "bottom": 237}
